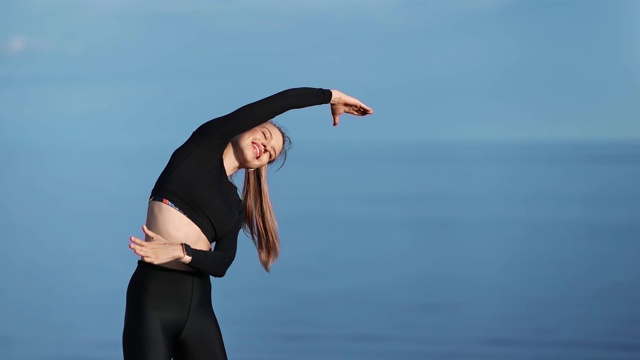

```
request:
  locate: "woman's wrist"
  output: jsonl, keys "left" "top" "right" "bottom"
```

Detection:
{"left": 330, "top": 89, "right": 342, "bottom": 105}
{"left": 177, "top": 243, "right": 192, "bottom": 264}
{"left": 175, "top": 243, "right": 185, "bottom": 260}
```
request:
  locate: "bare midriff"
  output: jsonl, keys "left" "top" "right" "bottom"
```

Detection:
{"left": 144, "top": 201, "right": 212, "bottom": 271}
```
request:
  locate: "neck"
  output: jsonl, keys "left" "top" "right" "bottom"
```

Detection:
{"left": 222, "top": 142, "right": 240, "bottom": 176}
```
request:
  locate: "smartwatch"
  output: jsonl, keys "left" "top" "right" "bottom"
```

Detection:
{"left": 181, "top": 243, "right": 193, "bottom": 258}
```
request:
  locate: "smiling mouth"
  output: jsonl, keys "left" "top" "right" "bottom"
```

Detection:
{"left": 252, "top": 142, "right": 262, "bottom": 159}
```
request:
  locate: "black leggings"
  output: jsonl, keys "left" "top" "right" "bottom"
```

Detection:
{"left": 123, "top": 261, "right": 228, "bottom": 360}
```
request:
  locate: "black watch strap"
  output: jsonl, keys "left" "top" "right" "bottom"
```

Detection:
{"left": 181, "top": 243, "right": 193, "bottom": 258}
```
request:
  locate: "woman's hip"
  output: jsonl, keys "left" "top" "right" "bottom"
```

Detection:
{"left": 125, "top": 261, "right": 211, "bottom": 312}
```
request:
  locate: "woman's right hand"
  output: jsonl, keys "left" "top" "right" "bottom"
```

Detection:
{"left": 330, "top": 90, "right": 373, "bottom": 126}
{"left": 129, "top": 225, "right": 186, "bottom": 265}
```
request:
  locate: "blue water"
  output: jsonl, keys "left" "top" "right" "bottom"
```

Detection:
{"left": 1, "top": 140, "right": 639, "bottom": 360}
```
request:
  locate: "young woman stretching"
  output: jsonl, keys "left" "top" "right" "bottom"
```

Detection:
{"left": 123, "top": 87, "right": 373, "bottom": 360}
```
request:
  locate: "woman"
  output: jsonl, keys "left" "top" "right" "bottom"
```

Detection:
{"left": 123, "top": 87, "right": 373, "bottom": 359}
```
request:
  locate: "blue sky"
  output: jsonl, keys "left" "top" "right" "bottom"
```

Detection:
{"left": 1, "top": 0, "right": 638, "bottom": 145}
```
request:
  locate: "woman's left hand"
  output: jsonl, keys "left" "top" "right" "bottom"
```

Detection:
{"left": 329, "top": 89, "right": 374, "bottom": 126}
{"left": 129, "top": 225, "right": 184, "bottom": 264}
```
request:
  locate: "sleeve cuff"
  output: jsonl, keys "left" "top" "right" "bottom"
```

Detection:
{"left": 188, "top": 249, "right": 206, "bottom": 269}
{"left": 321, "top": 88, "right": 333, "bottom": 104}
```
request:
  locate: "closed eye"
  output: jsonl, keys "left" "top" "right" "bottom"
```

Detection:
{"left": 263, "top": 127, "right": 276, "bottom": 161}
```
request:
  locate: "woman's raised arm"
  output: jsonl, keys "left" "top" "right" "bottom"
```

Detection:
{"left": 191, "top": 88, "right": 373, "bottom": 142}
{"left": 192, "top": 87, "right": 332, "bottom": 142}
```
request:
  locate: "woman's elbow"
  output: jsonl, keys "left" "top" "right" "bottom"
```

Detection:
{"left": 212, "top": 268, "right": 228, "bottom": 278}
{"left": 211, "top": 259, "right": 234, "bottom": 278}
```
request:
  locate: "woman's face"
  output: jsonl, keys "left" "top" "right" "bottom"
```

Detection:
{"left": 232, "top": 122, "right": 284, "bottom": 170}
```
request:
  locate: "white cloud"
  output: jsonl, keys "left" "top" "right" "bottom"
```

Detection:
{"left": 3, "top": 35, "right": 55, "bottom": 56}
{"left": 6, "top": 36, "right": 28, "bottom": 55}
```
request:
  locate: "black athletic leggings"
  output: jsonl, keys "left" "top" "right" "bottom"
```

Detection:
{"left": 123, "top": 261, "right": 228, "bottom": 360}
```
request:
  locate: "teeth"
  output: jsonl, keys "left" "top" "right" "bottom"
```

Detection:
{"left": 253, "top": 143, "right": 261, "bottom": 158}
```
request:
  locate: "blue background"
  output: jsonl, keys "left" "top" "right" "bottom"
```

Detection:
{"left": 1, "top": 1, "right": 639, "bottom": 359}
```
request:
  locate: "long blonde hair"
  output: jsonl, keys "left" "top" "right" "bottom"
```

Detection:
{"left": 241, "top": 122, "right": 290, "bottom": 272}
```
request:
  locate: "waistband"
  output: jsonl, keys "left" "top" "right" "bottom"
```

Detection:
{"left": 136, "top": 260, "right": 206, "bottom": 278}
{"left": 149, "top": 195, "right": 185, "bottom": 216}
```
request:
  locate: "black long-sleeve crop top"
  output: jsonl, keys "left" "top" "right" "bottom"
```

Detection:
{"left": 150, "top": 88, "right": 333, "bottom": 277}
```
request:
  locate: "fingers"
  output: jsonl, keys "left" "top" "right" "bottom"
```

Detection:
{"left": 333, "top": 104, "right": 372, "bottom": 125}
{"left": 128, "top": 240, "right": 171, "bottom": 264}
{"left": 130, "top": 236, "right": 145, "bottom": 245}
{"left": 129, "top": 240, "right": 157, "bottom": 264}
{"left": 360, "top": 103, "right": 373, "bottom": 114}
{"left": 129, "top": 235, "right": 150, "bottom": 254}
{"left": 142, "top": 224, "right": 157, "bottom": 240}
{"left": 329, "top": 93, "right": 372, "bottom": 126}
{"left": 352, "top": 103, "right": 373, "bottom": 115}
{"left": 129, "top": 241, "right": 149, "bottom": 257}
{"left": 354, "top": 101, "right": 373, "bottom": 114}
{"left": 341, "top": 101, "right": 373, "bottom": 116}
